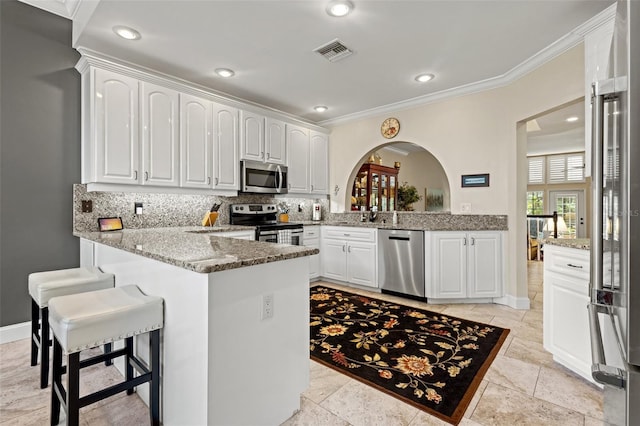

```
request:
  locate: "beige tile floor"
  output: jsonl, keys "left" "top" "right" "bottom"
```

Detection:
{"left": 0, "top": 261, "right": 603, "bottom": 425}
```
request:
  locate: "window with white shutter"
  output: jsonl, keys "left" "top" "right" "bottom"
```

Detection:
{"left": 528, "top": 157, "right": 545, "bottom": 184}
{"left": 567, "top": 154, "right": 585, "bottom": 181}
{"left": 546, "top": 153, "right": 585, "bottom": 183}
{"left": 548, "top": 155, "right": 566, "bottom": 183}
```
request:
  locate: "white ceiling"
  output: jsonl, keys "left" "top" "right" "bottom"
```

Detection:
{"left": 527, "top": 100, "right": 586, "bottom": 156}
{"left": 24, "top": 0, "right": 614, "bottom": 126}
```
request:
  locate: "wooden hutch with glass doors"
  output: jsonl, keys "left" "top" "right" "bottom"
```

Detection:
{"left": 351, "top": 163, "right": 399, "bottom": 211}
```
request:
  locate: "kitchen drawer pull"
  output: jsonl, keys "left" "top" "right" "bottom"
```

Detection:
{"left": 144, "top": 171, "right": 149, "bottom": 181}
{"left": 215, "top": 177, "right": 219, "bottom": 185}
{"left": 567, "top": 263, "right": 584, "bottom": 269}
{"left": 343, "top": 233, "right": 350, "bottom": 237}
{"left": 347, "top": 245, "right": 351, "bottom": 253}
{"left": 134, "top": 170, "right": 138, "bottom": 180}
{"left": 463, "top": 237, "right": 467, "bottom": 245}
{"left": 207, "top": 177, "right": 211, "bottom": 185}
{"left": 471, "top": 237, "right": 475, "bottom": 245}
{"left": 342, "top": 245, "right": 346, "bottom": 252}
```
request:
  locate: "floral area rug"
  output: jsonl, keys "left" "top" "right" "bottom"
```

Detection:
{"left": 309, "top": 286, "right": 510, "bottom": 425}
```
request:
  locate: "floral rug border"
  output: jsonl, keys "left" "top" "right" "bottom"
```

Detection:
{"left": 309, "top": 286, "right": 510, "bottom": 425}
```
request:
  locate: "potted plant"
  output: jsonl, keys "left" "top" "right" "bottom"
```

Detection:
{"left": 397, "top": 182, "right": 422, "bottom": 211}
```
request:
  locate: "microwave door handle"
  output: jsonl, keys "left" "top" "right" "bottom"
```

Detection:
{"left": 275, "top": 165, "right": 282, "bottom": 193}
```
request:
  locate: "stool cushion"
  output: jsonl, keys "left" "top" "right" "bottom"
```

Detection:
{"left": 48, "top": 285, "right": 164, "bottom": 354}
{"left": 29, "top": 267, "right": 115, "bottom": 308}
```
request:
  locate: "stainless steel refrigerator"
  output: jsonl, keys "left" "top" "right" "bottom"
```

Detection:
{"left": 589, "top": 1, "right": 640, "bottom": 424}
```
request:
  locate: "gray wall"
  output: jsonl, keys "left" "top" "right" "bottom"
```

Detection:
{"left": 0, "top": 1, "right": 80, "bottom": 326}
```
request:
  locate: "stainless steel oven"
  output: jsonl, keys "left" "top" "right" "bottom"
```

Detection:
{"left": 230, "top": 203, "right": 303, "bottom": 245}
{"left": 257, "top": 227, "right": 303, "bottom": 245}
{"left": 241, "top": 161, "right": 288, "bottom": 194}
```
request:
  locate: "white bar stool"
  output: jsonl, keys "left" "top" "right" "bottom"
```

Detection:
{"left": 48, "top": 285, "right": 164, "bottom": 426}
{"left": 29, "top": 267, "right": 115, "bottom": 388}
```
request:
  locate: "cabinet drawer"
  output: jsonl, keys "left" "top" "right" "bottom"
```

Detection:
{"left": 544, "top": 245, "right": 590, "bottom": 281}
{"left": 304, "top": 226, "right": 320, "bottom": 239}
{"left": 322, "top": 226, "right": 376, "bottom": 242}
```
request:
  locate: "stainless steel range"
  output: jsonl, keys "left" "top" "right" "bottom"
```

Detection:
{"left": 230, "top": 203, "right": 303, "bottom": 245}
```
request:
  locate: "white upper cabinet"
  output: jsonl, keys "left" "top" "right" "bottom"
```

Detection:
{"left": 239, "top": 110, "right": 264, "bottom": 162}
{"left": 180, "top": 93, "right": 212, "bottom": 189}
{"left": 309, "top": 131, "right": 329, "bottom": 194}
{"left": 212, "top": 103, "right": 239, "bottom": 190}
{"left": 77, "top": 53, "right": 329, "bottom": 193}
{"left": 265, "top": 117, "right": 286, "bottom": 164}
{"left": 286, "top": 124, "right": 310, "bottom": 193}
{"left": 140, "top": 82, "right": 180, "bottom": 187}
{"left": 240, "top": 111, "right": 286, "bottom": 165}
{"left": 93, "top": 68, "right": 139, "bottom": 184}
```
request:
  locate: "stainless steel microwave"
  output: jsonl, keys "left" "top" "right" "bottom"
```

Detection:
{"left": 241, "top": 160, "right": 288, "bottom": 194}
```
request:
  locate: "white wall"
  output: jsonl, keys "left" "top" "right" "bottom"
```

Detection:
{"left": 327, "top": 45, "right": 585, "bottom": 303}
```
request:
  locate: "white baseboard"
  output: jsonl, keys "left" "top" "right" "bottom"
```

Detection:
{"left": 0, "top": 321, "right": 30, "bottom": 344}
{"left": 493, "top": 294, "right": 531, "bottom": 310}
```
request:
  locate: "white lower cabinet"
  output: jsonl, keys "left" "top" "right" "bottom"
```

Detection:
{"left": 426, "top": 231, "right": 503, "bottom": 299}
{"left": 304, "top": 226, "right": 321, "bottom": 280}
{"left": 321, "top": 226, "right": 377, "bottom": 288}
{"left": 543, "top": 244, "right": 596, "bottom": 384}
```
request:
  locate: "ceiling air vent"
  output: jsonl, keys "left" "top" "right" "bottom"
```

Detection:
{"left": 314, "top": 39, "right": 353, "bottom": 62}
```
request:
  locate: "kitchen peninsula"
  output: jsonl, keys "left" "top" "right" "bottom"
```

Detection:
{"left": 75, "top": 227, "right": 318, "bottom": 426}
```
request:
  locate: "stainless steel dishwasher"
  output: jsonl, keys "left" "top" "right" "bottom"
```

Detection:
{"left": 378, "top": 229, "right": 425, "bottom": 299}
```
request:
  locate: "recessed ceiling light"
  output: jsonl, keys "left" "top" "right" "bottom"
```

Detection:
{"left": 314, "top": 106, "right": 328, "bottom": 113}
{"left": 215, "top": 68, "right": 235, "bottom": 78}
{"left": 566, "top": 116, "right": 579, "bottom": 122}
{"left": 326, "top": 0, "right": 354, "bottom": 17}
{"left": 415, "top": 73, "right": 435, "bottom": 83}
{"left": 112, "top": 26, "right": 141, "bottom": 40}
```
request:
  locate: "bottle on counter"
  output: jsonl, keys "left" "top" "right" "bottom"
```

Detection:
{"left": 392, "top": 210, "right": 398, "bottom": 225}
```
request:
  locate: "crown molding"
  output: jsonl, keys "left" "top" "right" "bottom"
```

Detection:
{"left": 17, "top": 0, "right": 81, "bottom": 19}
{"left": 319, "top": 4, "right": 617, "bottom": 128}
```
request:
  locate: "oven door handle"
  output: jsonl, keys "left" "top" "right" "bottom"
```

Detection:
{"left": 259, "top": 230, "right": 279, "bottom": 236}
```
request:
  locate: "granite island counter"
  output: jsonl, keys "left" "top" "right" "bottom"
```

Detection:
{"left": 75, "top": 227, "right": 318, "bottom": 426}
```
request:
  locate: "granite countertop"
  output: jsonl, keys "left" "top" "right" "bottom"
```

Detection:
{"left": 542, "top": 238, "right": 590, "bottom": 250}
{"left": 74, "top": 226, "right": 319, "bottom": 274}
{"left": 298, "top": 215, "right": 508, "bottom": 231}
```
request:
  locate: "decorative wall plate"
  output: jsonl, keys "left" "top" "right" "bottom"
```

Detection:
{"left": 381, "top": 117, "right": 400, "bottom": 139}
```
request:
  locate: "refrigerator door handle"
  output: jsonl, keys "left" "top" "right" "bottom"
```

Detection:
{"left": 588, "top": 303, "right": 626, "bottom": 389}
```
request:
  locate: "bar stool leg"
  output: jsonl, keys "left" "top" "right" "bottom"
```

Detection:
{"left": 30, "top": 299, "right": 39, "bottom": 367}
{"left": 104, "top": 343, "right": 113, "bottom": 366}
{"left": 40, "top": 307, "right": 50, "bottom": 389}
{"left": 67, "top": 352, "right": 81, "bottom": 426}
{"left": 50, "top": 338, "right": 62, "bottom": 426}
{"left": 125, "top": 337, "right": 134, "bottom": 395}
{"left": 150, "top": 329, "right": 160, "bottom": 426}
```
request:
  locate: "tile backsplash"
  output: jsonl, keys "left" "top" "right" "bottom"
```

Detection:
{"left": 73, "top": 184, "right": 330, "bottom": 232}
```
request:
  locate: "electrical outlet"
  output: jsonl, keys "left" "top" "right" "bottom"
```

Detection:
{"left": 81, "top": 200, "right": 93, "bottom": 213}
{"left": 461, "top": 203, "right": 471, "bottom": 213}
{"left": 261, "top": 293, "right": 274, "bottom": 320}
{"left": 134, "top": 202, "right": 143, "bottom": 215}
